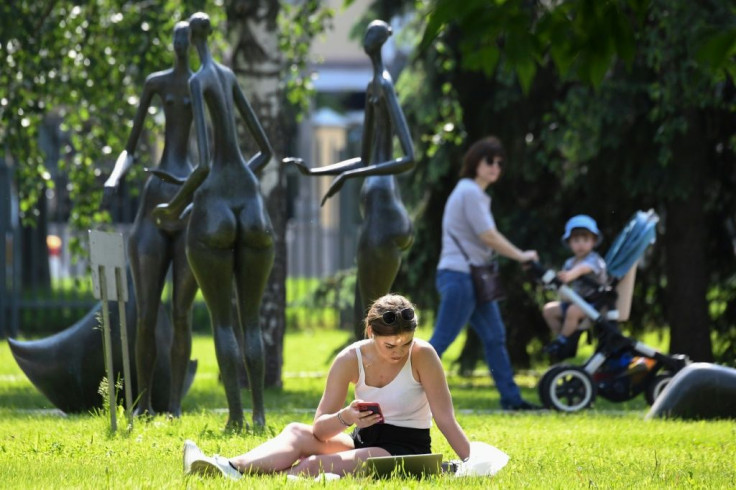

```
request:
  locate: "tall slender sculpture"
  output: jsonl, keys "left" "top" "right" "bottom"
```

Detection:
{"left": 153, "top": 12, "right": 274, "bottom": 430}
{"left": 103, "top": 21, "right": 198, "bottom": 417}
{"left": 285, "top": 20, "right": 415, "bottom": 338}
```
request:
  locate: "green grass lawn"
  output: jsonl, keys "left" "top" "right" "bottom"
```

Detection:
{"left": 0, "top": 327, "right": 734, "bottom": 488}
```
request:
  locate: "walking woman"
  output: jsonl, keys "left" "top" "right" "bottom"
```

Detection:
{"left": 430, "top": 136, "right": 540, "bottom": 411}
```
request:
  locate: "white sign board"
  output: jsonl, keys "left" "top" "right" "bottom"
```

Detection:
{"left": 89, "top": 230, "right": 128, "bottom": 301}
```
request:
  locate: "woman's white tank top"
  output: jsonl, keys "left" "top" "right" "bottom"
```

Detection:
{"left": 354, "top": 341, "right": 432, "bottom": 429}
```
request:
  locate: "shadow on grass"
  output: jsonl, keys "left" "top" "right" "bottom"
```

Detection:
{"left": 0, "top": 383, "right": 54, "bottom": 410}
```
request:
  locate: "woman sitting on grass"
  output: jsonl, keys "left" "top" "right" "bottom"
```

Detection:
{"left": 183, "top": 293, "right": 472, "bottom": 479}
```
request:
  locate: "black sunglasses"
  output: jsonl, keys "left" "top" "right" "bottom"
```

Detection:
{"left": 382, "top": 308, "right": 415, "bottom": 324}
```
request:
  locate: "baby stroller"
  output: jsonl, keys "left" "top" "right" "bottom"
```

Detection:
{"left": 530, "top": 210, "right": 689, "bottom": 412}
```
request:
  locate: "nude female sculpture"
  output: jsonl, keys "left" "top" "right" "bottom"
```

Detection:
{"left": 284, "top": 20, "right": 415, "bottom": 338}
{"left": 153, "top": 12, "right": 274, "bottom": 430}
{"left": 103, "top": 21, "right": 198, "bottom": 417}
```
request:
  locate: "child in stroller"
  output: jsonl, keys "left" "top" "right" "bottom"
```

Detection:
{"left": 530, "top": 210, "right": 689, "bottom": 412}
{"left": 542, "top": 214, "right": 608, "bottom": 361}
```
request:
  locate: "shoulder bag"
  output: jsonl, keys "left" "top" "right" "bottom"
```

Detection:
{"left": 450, "top": 234, "right": 506, "bottom": 303}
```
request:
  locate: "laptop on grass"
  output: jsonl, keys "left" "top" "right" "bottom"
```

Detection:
{"left": 363, "top": 453, "right": 443, "bottom": 478}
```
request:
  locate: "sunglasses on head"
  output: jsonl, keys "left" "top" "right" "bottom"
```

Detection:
{"left": 382, "top": 308, "right": 415, "bottom": 325}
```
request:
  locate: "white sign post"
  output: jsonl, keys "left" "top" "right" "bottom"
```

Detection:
{"left": 89, "top": 230, "right": 133, "bottom": 431}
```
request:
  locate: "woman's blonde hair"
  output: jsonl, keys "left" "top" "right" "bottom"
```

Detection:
{"left": 364, "top": 294, "right": 418, "bottom": 337}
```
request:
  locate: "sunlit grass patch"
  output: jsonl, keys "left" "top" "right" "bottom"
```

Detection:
{"left": 1, "top": 329, "right": 734, "bottom": 488}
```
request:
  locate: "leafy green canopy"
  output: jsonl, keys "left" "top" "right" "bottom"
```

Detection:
{"left": 386, "top": 0, "right": 735, "bottom": 362}
{"left": 420, "top": 0, "right": 735, "bottom": 92}
{"left": 0, "top": 1, "right": 223, "bottom": 238}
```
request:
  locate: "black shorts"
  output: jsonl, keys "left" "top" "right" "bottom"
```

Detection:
{"left": 352, "top": 423, "right": 431, "bottom": 456}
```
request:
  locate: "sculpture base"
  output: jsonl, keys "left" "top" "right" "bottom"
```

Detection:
{"left": 9, "top": 293, "right": 197, "bottom": 414}
{"left": 645, "top": 362, "right": 736, "bottom": 420}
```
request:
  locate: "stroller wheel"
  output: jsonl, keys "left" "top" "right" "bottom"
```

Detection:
{"left": 539, "top": 366, "right": 596, "bottom": 412}
{"left": 645, "top": 373, "right": 673, "bottom": 406}
{"left": 537, "top": 365, "right": 562, "bottom": 393}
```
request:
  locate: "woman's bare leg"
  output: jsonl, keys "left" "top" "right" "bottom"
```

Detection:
{"left": 288, "top": 446, "right": 389, "bottom": 477}
{"left": 128, "top": 220, "right": 170, "bottom": 415}
{"left": 168, "top": 232, "right": 198, "bottom": 416}
{"left": 186, "top": 209, "right": 243, "bottom": 429}
{"left": 229, "top": 423, "right": 386, "bottom": 476}
{"left": 233, "top": 213, "right": 274, "bottom": 428}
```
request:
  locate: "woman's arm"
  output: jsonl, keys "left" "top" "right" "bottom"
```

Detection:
{"left": 283, "top": 156, "right": 364, "bottom": 177}
{"left": 312, "top": 347, "right": 357, "bottom": 442}
{"left": 283, "top": 90, "right": 375, "bottom": 178}
{"left": 359, "top": 94, "right": 374, "bottom": 164}
{"left": 189, "top": 77, "right": 211, "bottom": 174}
{"left": 336, "top": 84, "right": 415, "bottom": 180}
{"left": 104, "top": 75, "right": 158, "bottom": 192}
{"left": 152, "top": 76, "right": 208, "bottom": 221}
{"left": 479, "top": 228, "right": 538, "bottom": 263}
{"left": 231, "top": 71, "right": 273, "bottom": 174}
{"left": 414, "top": 342, "right": 470, "bottom": 460}
{"left": 328, "top": 83, "right": 414, "bottom": 176}
{"left": 316, "top": 81, "right": 415, "bottom": 205}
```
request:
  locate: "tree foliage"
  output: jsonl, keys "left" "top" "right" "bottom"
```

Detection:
{"left": 279, "top": 0, "right": 335, "bottom": 121}
{"left": 0, "top": 1, "right": 224, "bottom": 251}
{"left": 1, "top": 0, "right": 330, "bottom": 239}
{"left": 4, "top": 0, "right": 734, "bottom": 365}
{"left": 385, "top": 0, "right": 735, "bottom": 363}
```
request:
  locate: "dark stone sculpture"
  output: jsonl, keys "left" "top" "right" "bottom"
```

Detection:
{"left": 284, "top": 20, "right": 415, "bottom": 338}
{"left": 152, "top": 12, "right": 274, "bottom": 430}
{"left": 103, "top": 21, "right": 198, "bottom": 417}
{"left": 8, "top": 273, "right": 197, "bottom": 414}
{"left": 645, "top": 362, "right": 736, "bottom": 420}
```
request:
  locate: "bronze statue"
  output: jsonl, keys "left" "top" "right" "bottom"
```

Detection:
{"left": 646, "top": 363, "right": 736, "bottom": 420}
{"left": 284, "top": 20, "right": 415, "bottom": 338}
{"left": 153, "top": 12, "right": 274, "bottom": 430}
{"left": 8, "top": 272, "right": 197, "bottom": 414}
{"left": 103, "top": 21, "right": 198, "bottom": 417}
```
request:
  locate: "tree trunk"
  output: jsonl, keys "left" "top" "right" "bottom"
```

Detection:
{"left": 226, "top": 0, "right": 287, "bottom": 388}
{"left": 664, "top": 113, "right": 713, "bottom": 361}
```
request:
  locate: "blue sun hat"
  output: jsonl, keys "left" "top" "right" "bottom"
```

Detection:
{"left": 562, "top": 214, "right": 602, "bottom": 247}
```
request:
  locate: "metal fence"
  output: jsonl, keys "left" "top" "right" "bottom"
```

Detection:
{"left": 0, "top": 114, "right": 363, "bottom": 338}
{"left": 1, "top": 201, "right": 359, "bottom": 338}
{"left": 1, "top": 196, "right": 359, "bottom": 339}
{"left": 0, "top": 156, "right": 140, "bottom": 337}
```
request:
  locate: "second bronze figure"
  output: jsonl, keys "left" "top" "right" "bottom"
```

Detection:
{"left": 285, "top": 20, "right": 415, "bottom": 338}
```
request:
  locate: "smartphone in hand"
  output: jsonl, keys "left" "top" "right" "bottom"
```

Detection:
{"left": 356, "top": 402, "right": 384, "bottom": 423}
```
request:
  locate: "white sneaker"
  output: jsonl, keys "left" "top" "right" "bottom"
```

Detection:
{"left": 183, "top": 440, "right": 203, "bottom": 474}
{"left": 190, "top": 455, "right": 242, "bottom": 480}
{"left": 184, "top": 440, "right": 242, "bottom": 480}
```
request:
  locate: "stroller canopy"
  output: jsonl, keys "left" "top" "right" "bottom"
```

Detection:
{"left": 604, "top": 210, "right": 660, "bottom": 280}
